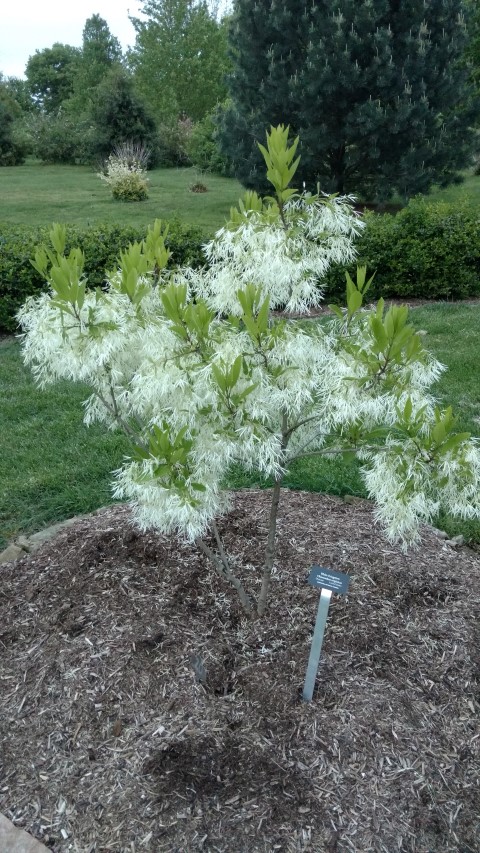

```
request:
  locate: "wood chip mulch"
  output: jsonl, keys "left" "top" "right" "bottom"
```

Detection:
{"left": 0, "top": 490, "right": 479, "bottom": 853}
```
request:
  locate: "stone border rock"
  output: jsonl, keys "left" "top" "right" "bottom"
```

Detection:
{"left": 0, "top": 813, "right": 50, "bottom": 852}
{"left": 0, "top": 508, "right": 111, "bottom": 565}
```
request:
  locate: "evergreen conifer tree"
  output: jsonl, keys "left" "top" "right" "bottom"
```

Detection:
{"left": 70, "top": 15, "right": 123, "bottom": 113}
{"left": 220, "top": 0, "right": 479, "bottom": 200}
{"left": 89, "top": 68, "right": 157, "bottom": 162}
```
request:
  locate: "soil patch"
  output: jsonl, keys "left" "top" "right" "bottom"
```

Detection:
{"left": 0, "top": 491, "right": 479, "bottom": 852}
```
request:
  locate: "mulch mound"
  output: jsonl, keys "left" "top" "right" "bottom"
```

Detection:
{"left": 0, "top": 490, "right": 479, "bottom": 853}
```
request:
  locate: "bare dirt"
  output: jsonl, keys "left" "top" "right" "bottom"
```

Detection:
{"left": 0, "top": 490, "right": 479, "bottom": 853}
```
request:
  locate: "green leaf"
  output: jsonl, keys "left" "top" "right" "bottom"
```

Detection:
{"left": 49, "top": 223, "right": 66, "bottom": 256}
{"left": 153, "top": 463, "right": 171, "bottom": 478}
{"left": 432, "top": 421, "right": 446, "bottom": 445}
{"left": 243, "top": 314, "right": 259, "bottom": 341}
{"left": 439, "top": 432, "right": 470, "bottom": 455}
{"left": 257, "top": 296, "right": 270, "bottom": 333}
{"left": 370, "top": 316, "right": 388, "bottom": 350}
{"left": 230, "top": 355, "right": 242, "bottom": 387}
{"left": 212, "top": 363, "right": 227, "bottom": 392}
{"left": 132, "top": 445, "right": 151, "bottom": 461}
{"left": 403, "top": 397, "right": 413, "bottom": 422}
{"left": 328, "top": 304, "right": 344, "bottom": 320}
{"left": 347, "top": 289, "right": 363, "bottom": 316}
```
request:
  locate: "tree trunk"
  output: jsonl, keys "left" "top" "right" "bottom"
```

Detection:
{"left": 256, "top": 476, "right": 283, "bottom": 617}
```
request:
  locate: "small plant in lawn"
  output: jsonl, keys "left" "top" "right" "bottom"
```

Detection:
{"left": 189, "top": 170, "right": 209, "bottom": 193}
{"left": 111, "top": 141, "right": 151, "bottom": 171}
{"left": 189, "top": 179, "right": 209, "bottom": 194}
{"left": 98, "top": 142, "right": 150, "bottom": 201}
{"left": 19, "top": 125, "right": 480, "bottom": 618}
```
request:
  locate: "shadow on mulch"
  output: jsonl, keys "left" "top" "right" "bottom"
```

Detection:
{"left": 0, "top": 490, "right": 479, "bottom": 853}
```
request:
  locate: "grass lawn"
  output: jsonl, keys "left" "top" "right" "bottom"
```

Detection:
{"left": 1, "top": 163, "right": 479, "bottom": 235}
{"left": 0, "top": 162, "right": 244, "bottom": 233}
{"left": 425, "top": 171, "right": 480, "bottom": 207}
{"left": 1, "top": 303, "right": 479, "bottom": 551}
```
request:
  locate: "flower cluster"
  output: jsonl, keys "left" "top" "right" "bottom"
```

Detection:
{"left": 98, "top": 149, "right": 149, "bottom": 201}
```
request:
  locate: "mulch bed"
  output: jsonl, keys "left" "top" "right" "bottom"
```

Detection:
{"left": 0, "top": 490, "right": 479, "bottom": 853}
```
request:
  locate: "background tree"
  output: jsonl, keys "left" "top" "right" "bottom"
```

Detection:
{"left": 69, "top": 15, "right": 123, "bottom": 113}
{"left": 25, "top": 43, "right": 80, "bottom": 113}
{"left": 220, "top": 0, "right": 480, "bottom": 200}
{"left": 2, "top": 76, "right": 35, "bottom": 113}
{"left": 464, "top": 0, "right": 480, "bottom": 97}
{"left": 129, "top": 0, "right": 230, "bottom": 125}
{"left": 0, "top": 75, "right": 27, "bottom": 165}
{"left": 89, "top": 67, "right": 158, "bottom": 162}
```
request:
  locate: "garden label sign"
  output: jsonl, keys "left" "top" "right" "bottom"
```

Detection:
{"left": 303, "top": 567, "right": 350, "bottom": 702}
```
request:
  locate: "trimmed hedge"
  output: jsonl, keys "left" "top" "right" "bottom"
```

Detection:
{"left": 1, "top": 198, "right": 479, "bottom": 333}
{"left": 324, "top": 198, "right": 480, "bottom": 303}
{"left": 0, "top": 220, "right": 207, "bottom": 333}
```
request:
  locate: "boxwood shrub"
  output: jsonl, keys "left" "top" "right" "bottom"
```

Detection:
{"left": 0, "top": 219, "right": 207, "bottom": 333}
{"left": 323, "top": 197, "right": 480, "bottom": 303}
{"left": 1, "top": 198, "right": 479, "bottom": 333}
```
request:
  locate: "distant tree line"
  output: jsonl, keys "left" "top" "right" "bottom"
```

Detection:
{"left": 1, "top": 0, "right": 479, "bottom": 200}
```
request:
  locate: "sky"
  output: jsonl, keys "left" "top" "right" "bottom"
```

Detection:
{"left": 0, "top": 0, "right": 144, "bottom": 79}
{"left": 1, "top": 1, "right": 231, "bottom": 79}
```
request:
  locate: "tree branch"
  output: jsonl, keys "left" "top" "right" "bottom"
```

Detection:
{"left": 94, "top": 388, "right": 145, "bottom": 447}
{"left": 257, "top": 411, "right": 289, "bottom": 616}
{"left": 195, "top": 535, "right": 254, "bottom": 616}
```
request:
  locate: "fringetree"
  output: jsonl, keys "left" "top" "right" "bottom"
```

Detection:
{"left": 19, "top": 126, "right": 480, "bottom": 617}
{"left": 220, "top": 0, "right": 480, "bottom": 200}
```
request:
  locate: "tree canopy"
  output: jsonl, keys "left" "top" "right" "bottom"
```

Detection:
{"left": 129, "top": 0, "right": 230, "bottom": 124}
{"left": 69, "top": 15, "right": 123, "bottom": 112}
{"left": 220, "top": 0, "right": 480, "bottom": 200}
{"left": 25, "top": 43, "right": 80, "bottom": 113}
{"left": 0, "top": 75, "right": 26, "bottom": 164}
{"left": 89, "top": 67, "right": 158, "bottom": 162}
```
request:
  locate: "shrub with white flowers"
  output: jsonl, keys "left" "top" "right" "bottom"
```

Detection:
{"left": 98, "top": 143, "right": 150, "bottom": 201}
{"left": 19, "top": 126, "right": 480, "bottom": 616}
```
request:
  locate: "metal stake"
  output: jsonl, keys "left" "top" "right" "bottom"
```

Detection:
{"left": 303, "top": 588, "right": 332, "bottom": 701}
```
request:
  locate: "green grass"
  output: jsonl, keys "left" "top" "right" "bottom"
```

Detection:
{"left": 1, "top": 304, "right": 479, "bottom": 550}
{"left": 0, "top": 162, "right": 244, "bottom": 232}
{"left": 1, "top": 163, "right": 479, "bottom": 235}
{"left": 383, "top": 171, "right": 480, "bottom": 209}
{"left": 425, "top": 172, "right": 480, "bottom": 207}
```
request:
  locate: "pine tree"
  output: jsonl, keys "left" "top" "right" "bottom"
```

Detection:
{"left": 220, "top": 0, "right": 479, "bottom": 200}
{"left": 464, "top": 0, "right": 480, "bottom": 97}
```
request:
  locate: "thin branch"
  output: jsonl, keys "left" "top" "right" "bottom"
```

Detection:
{"left": 195, "top": 536, "right": 253, "bottom": 616}
{"left": 257, "top": 476, "right": 283, "bottom": 617}
{"left": 284, "top": 414, "right": 319, "bottom": 438}
{"left": 257, "top": 411, "right": 289, "bottom": 616}
{"left": 285, "top": 429, "right": 334, "bottom": 463}
{"left": 211, "top": 519, "right": 231, "bottom": 573}
{"left": 287, "top": 443, "right": 392, "bottom": 464}
{"left": 94, "top": 389, "right": 145, "bottom": 447}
